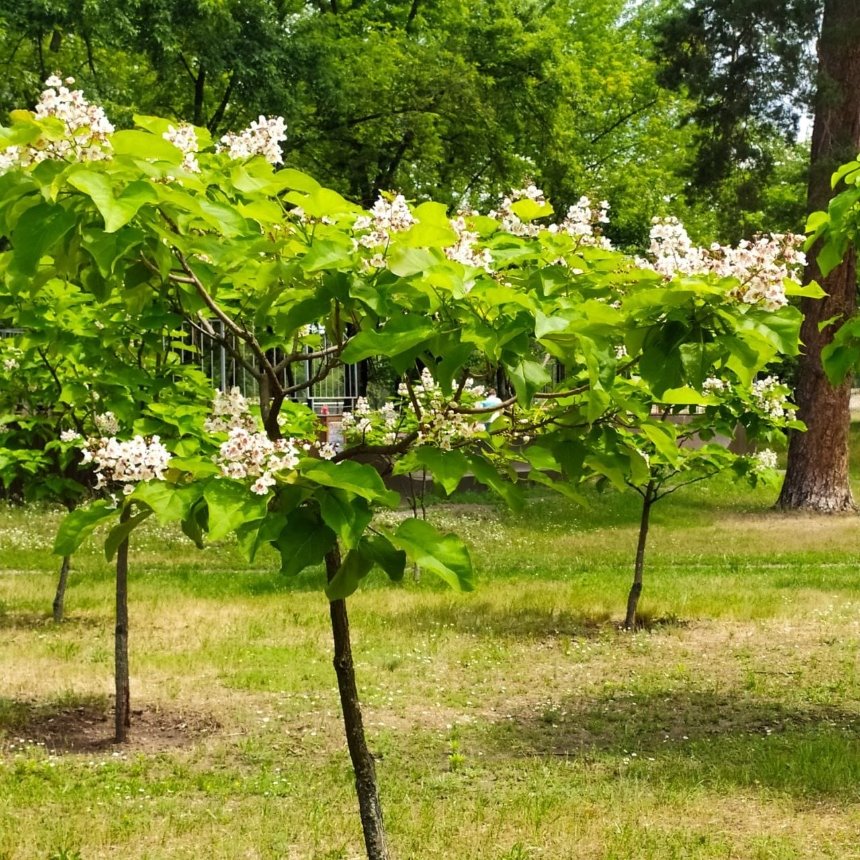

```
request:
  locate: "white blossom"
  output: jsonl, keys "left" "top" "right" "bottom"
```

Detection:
{"left": 162, "top": 123, "right": 200, "bottom": 172}
{"left": 218, "top": 115, "right": 287, "bottom": 165}
{"left": 0, "top": 74, "right": 114, "bottom": 170}
{"left": 642, "top": 217, "right": 804, "bottom": 311}
{"left": 84, "top": 434, "right": 170, "bottom": 491}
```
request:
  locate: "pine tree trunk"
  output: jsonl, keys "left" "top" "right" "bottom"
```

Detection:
{"left": 624, "top": 481, "right": 654, "bottom": 629}
{"left": 52, "top": 555, "right": 71, "bottom": 623}
{"left": 114, "top": 508, "right": 131, "bottom": 743}
{"left": 325, "top": 546, "right": 390, "bottom": 860}
{"left": 779, "top": 0, "right": 860, "bottom": 512}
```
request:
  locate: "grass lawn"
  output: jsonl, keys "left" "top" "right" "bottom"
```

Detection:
{"left": 1, "top": 468, "right": 860, "bottom": 859}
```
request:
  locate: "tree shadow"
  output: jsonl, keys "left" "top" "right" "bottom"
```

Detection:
{"left": 384, "top": 600, "right": 684, "bottom": 639}
{"left": 0, "top": 693, "right": 219, "bottom": 754}
{"left": 480, "top": 687, "right": 860, "bottom": 798}
{"left": 0, "top": 611, "right": 103, "bottom": 631}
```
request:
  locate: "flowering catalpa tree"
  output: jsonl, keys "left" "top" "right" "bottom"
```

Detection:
{"left": 0, "top": 78, "right": 813, "bottom": 860}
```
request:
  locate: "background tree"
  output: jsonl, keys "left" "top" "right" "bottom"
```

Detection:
{"left": 777, "top": 0, "right": 860, "bottom": 511}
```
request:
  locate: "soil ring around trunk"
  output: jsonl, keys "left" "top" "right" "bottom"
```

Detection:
{"left": 0, "top": 699, "right": 219, "bottom": 755}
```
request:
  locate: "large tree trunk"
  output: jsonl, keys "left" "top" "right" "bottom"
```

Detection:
{"left": 325, "top": 547, "right": 390, "bottom": 860}
{"left": 779, "top": 0, "right": 860, "bottom": 512}
{"left": 114, "top": 508, "right": 131, "bottom": 743}
{"left": 624, "top": 481, "right": 655, "bottom": 629}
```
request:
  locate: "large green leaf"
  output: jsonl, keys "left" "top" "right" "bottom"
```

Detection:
{"left": 11, "top": 203, "right": 76, "bottom": 275}
{"left": 53, "top": 501, "right": 117, "bottom": 556}
{"left": 105, "top": 508, "right": 153, "bottom": 561}
{"left": 507, "top": 358, "right": 551, "bottom": 404}
{"left": 466, "top": 454, "right": 523, "bottom": 511}
{"left": 67, "top": 172, "right": 156, "bottom": 232}
{"left": 275, "top": 508, "right": 336, "bottom": 576}
{"left": 340, "top": 315, "right": 435, "bottom": 364}
{"left": 203, "top": 479, "right": 270, "bottom": 542}
{"left": 389, "top": 518, "right": 473, "bottom": 591}
{"left": 111, "top": 129, "right": 184, "bottom": 162}
{"left": 414, "top": 447, "right": 469, "bottom": 496}
{"left": 325, "top": 548, "right": 374, "bottom": 600}
{"left": 360, "top": 534, "right": 406, "bottom": 582}
{"left": 319, "top": 489, "right": 373, "bottom": 548}
{"left": 132, "top": 480, "right": 203, "bottom": 524}
{"left": 301, "top": 459, "right": 399, "bottom": 507}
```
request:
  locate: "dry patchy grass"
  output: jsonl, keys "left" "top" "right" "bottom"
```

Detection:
{"left": 1, "top": 482, "right": 860, "bottom": 859}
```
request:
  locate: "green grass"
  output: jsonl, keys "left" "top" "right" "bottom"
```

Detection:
{"left": 2, "top": 472, "right": 860, "bottom": 859}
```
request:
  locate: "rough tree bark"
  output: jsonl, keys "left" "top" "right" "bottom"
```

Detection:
{"left": 52, "top": 555, "right": 71, "bottom": 622}
{"left": 114, "top": 507, "right": 131, "bottom": 743}
{"left": 778, "top": 0, "right": 860, "bottom": 512}
{"left": 325, "top": 546, "right": 390, "bottom": 860}
{"left": 624, "top": 480, "right": 655, "bottom": 630}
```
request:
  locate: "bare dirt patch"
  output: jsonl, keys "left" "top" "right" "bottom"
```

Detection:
{"left": 0, "top": 698, "right": 219, "bottom": 755}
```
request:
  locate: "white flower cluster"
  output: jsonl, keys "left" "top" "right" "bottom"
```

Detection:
{"left": 489, "top": 184, "right": 548, "bottom": 238}
{"left": 402, "top": 368, "right": 486, "bottom": 450}
{"left": 550, "top": 196, "right": 612, "bottom": 249}
{"left": 445, "top": 215, "right": 493, "bottom": 271}
{"left": 751, "top": 376, "right": 796, "bottom": 420}
{"left": 82, "top": 435, "right": 170, "bottom": 493}
{"left": 342, "top": 370, "right": 489, "bottom": 451}
{"left": 702, "top": 377, "right": 728, "bottom": 395}
{"left": 644, "top": 217, "right": 804, "bottom": 311}
{"left": 342, "top": 396, "right": 400, "bottom": 442}
{"left": 0, "top": 75, "right": 114, "bottom": 171}
{"left": 162, "top": 123, "right": 201, "bottom": 173}
{"left": 753, "top": 448, "right": 778, "bottom": 472}
{"left": 59, "top": 429, "right": 82, "bottom": 443}
{"left": 354, "top": 194, "right": 416, "bottom": 248}
{"left": 3, "top": 357, "right": 19, "bottom": 371}
{"left": 216, "top": 427, "right": 306, "bottom": 494}
{"left": 203, "top": 387, "right": 258, "bottom": 434}
{"left": 94, "top": 411, "right": 119, "bottom": 435}
{"left": 218, "top": 115, "right": 287, "bottom": 165}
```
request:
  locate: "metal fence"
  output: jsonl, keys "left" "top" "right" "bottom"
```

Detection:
{"left": 2, "top": 324, "right": 361, "bottom": 413}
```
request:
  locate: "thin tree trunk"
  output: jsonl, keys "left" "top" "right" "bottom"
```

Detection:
{"left": 114, "top": 507, "right": 131, "bottom": 743}
{"left": 779, "top": 0, "right": 860, "bottom": 512}
{"left": 52, "top": 555, "right": 71, "bottom": 623}
{"left": 325, "top": 546, "right": 390, "bottom": 860}
{"left": 624, "top": 481, "right": 655, "bottom": 629}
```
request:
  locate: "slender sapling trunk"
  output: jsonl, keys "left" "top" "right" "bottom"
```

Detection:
{"left": 52, "top": 555, "right": 71, "bottom": 622}
{"left": 114, "top": 507, "right": 131, "bottom": 743}
{"left": 624, "top": 481, "right": 655, "bottom": 630}
{"left": 325, "top": 546, "right": 390, "bottom": 860}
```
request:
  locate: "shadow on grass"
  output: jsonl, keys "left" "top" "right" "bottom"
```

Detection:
{"left": 385, "top": 600, "right": 685, "bottom": 639}
{"left": 480, "top": 687, "right": 860, "bottom": 799}
{"left": 0, "top": 611, "right": 104, "bottom": 631}
{"left": 0, "top": 692, "right": 219, "bottom": 754}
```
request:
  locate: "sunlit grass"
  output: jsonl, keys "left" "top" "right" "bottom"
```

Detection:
{"left": 1, "top": 472, "right": 860, "bottom": 859}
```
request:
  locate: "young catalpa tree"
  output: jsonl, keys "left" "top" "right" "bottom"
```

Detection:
{"left": 0, "top": 78, "right": 808, "bottom": 860}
